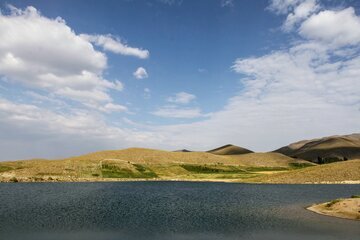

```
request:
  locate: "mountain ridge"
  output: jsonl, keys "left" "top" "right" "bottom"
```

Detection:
{"left": 274, "top": 133, "right": 360, "bottom": 163}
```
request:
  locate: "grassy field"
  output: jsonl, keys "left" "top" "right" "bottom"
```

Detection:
{"left": 4, "top": 147, "right": 354, "bottom": 183}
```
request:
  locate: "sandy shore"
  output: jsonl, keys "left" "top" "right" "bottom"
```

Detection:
{"left": 307, "top": 197, "right": 360, "bottom": 220}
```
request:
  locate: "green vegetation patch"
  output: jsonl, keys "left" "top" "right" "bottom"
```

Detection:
{"left": 36, "top": 172, "right": 61, "bottom": 176}
{"left": 101, "top": 163, "right": 157, "bottom": 178}
{"left": 214, "top": 173, "right": 260, "bottom": 179}
{"left": 245, "top": 166, "right": 288, "bottom": 172}
{"left": 326, "top": 198, "right": 343, "bottom": 208}
{"left": 289, "top": 162, "right": 315, "bottom": 169}
{"left": 133, "top": 164, "right": 147, "bottom": 172}
{"left": 180, "top": 164, "right": 247, "bottom": 174}
{"left": 351, "top": 195, "right": 360, "bottom": 198}
{"left": 0, "top": 166, "right": 13, "bottom": 173}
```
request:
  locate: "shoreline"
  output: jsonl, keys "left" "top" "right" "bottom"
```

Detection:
{"left": 1, "top": 177, "right": 360, "bottom": 184}
{"left": 307, "top": 198, "right": 360, "bottom": 220}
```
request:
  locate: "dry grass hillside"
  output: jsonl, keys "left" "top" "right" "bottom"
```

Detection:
{"left": 207, "top": 144, "right": 253, "bottom": 155}
{"left": 227, "top": 152, "right": 314, "bottom": 167}
{"left": 250, "top": 159, "right": 360, "bottom": 183}
{"left": 0, "top": 147, "right": 314, "bottom": 182}
{"left": 274, "top": 133, "right": 360, "bottom": 162}
{"left": 68, "top": 148, "right": 234, "bottom": 164}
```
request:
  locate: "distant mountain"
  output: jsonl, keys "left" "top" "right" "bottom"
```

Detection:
{"left": 274, "top": 133, "right": 360, "bottom": 163}
{"left": 173, "top": 149, "right": 192, "bottom": 152}
{"left": 207, "top": 144, "right": 253, "bottom": 155}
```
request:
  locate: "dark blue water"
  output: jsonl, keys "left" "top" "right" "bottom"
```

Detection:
{"left": 0, "top": 182, "right": 359, "bottom": 240}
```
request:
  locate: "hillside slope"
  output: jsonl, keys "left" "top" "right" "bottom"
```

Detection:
{"left": 0, "top": 147, "right": 310, "bottom": 182}
{"left": 274, "top": 133, "right": 360, "bottom": 162}
{"left": 207, "top": 144, "right": 253, "bottom": 155}
{"left": 250, "top": 159, "right": 360, "bottom": 183}
{"left": 227, "top": 152, "right": 314, "bottom": 167}
{"left": 68, "top": 148, "right": 233, "bottom": 164}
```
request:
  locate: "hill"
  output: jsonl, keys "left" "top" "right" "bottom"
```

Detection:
{"left": 226, "top": 152, "right": 314, "bottom": 167}
{"left": 68, "top": 147, "right": 234, "bottom": 164}
{"left": 250, "top": 159, "right": 360, "bottom": 184}
{"left": 173, "top": 149, "right": 192, "bottom": 152}
{"left": 274, "top": 133, "right": 360, "bottom": 163}
{"left": 207, "top": 144, "right": 253, "bottom": 155}
{"left": 0, "top": 147, "right": 311, "bottom": 182}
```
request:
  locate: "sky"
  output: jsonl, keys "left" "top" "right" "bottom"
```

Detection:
{"left": 0, "top": 0, "right": 359, "bottom": 160}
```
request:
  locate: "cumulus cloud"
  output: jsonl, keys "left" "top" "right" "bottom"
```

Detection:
{"left": 167, "top": 92, "right": 196, "bottom": 104}
{"left": 133, "top": 67, "right": 148, "bottom": 79}
{"left": 81, "top": 34, "right": 149, "bottom": 59}
{"left": 299, "top": 7, "right": 360, "bottom": 47}
{"left": 0, "top": 97, "right": 161, "bottom": 160}
{"left": 152, "top": 92, "right": 200, "bottom": 118}
{"left": 0, "top": 2, "right": 359, "bottom": 160}
{"left": 151, "top": 105, "right": 203, "bottom": 119}
{"left": 148, "top": 39, "right": 360, "bottom": 150}
{"left": 282, "top": 0, "right": 319, "bottom": 31}
{"left": 0, "top": 5, "right": 129, "bottom": 111}
{"left": 146, "top": 1, "right": 360, "bottom": 151}
{"left": 101, "top": 103, "right": 128, "bottom": 113}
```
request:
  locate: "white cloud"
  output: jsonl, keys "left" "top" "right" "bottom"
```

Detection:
{"left": 0, "top": 97, "right": 165, "bottom": 160}
{"left": 267, "top": 0, "right": 301, "bottom": 14}
{"left": 221, "top": 0, "right": 234, "bottom": 8}
{"left": 0, "top": 2, "right": 359, "bottom": 160}
{"left": 152, "top": 105, "right": 203, "bottom": 119}
{"left": 0, "top": 5, "right": 126, "bottom": 109}
{"left": 299, "top": 7, "right": 360, "bottom": 47}
{"left": 167, "top": 92, "right": 196, "bottom": 104}
{"left": 282, "top": 0, "right": 319, "bottom": 31}
{"left": 148, "top": 39, "right": 360, "bottom": 150}
{"left": 81, "top": 34, "right": 149, "bottom": 59}
{"left": 133, "top": 67, "right": 148, "bottom": 79}
{"left": 102, "top": 103, "right": 128, "bottom": 113}
{"left": 26, "top": 91, "right": 65, "bottom": 106}
{"left": 145, "top": 2, "right": 360, "bottom": 151}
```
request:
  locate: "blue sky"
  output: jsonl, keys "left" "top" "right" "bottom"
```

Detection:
{"left": 0, "top": 0, "right": 359, "bottom": 160}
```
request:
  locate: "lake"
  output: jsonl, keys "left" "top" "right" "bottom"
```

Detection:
{"left": 0, "top": 182, "right": 359, "bottom": 240}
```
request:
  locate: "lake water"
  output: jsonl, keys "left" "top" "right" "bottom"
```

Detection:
{"left": 0, "top": 182, "right": 359, "bottom": 240}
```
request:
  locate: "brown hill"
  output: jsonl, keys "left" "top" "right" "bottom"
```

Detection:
{"left": 227, "top": 152, "right": 314, "bottom": 167}
{"left": 207, "top": 144, "right": 253, "bottom": 155}
{"left": 173, "top": 149, "right": 192, "bottom": 152}
{"left": 0, "top": 147, "right": 310, "bottom": 182}
{"left": 69, "top": 147, "right": 232, "bottom": 164}
{"left": 274, "top": 133, "right": 360, "bottom": 163}
{"left": 251, "top": 159, "right": 360, "bottom": 184}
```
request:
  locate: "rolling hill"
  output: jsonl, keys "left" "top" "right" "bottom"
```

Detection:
{"left": 274, "top": 133, "right": 360, "bottom": 163}
{"left": 0, "top": 147, "right": 311, "bottom": 182}
{"left": 173, "top": 149, "right": 192, "bottom": 152}
{"left": 250, "top": 159, "right": 360, "bottom": 184}
{"left": 207, "top": 144, "right": 253, "bottom": 155}
{"left": 1, "top": 134, "right": 359, "bottom": 183}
